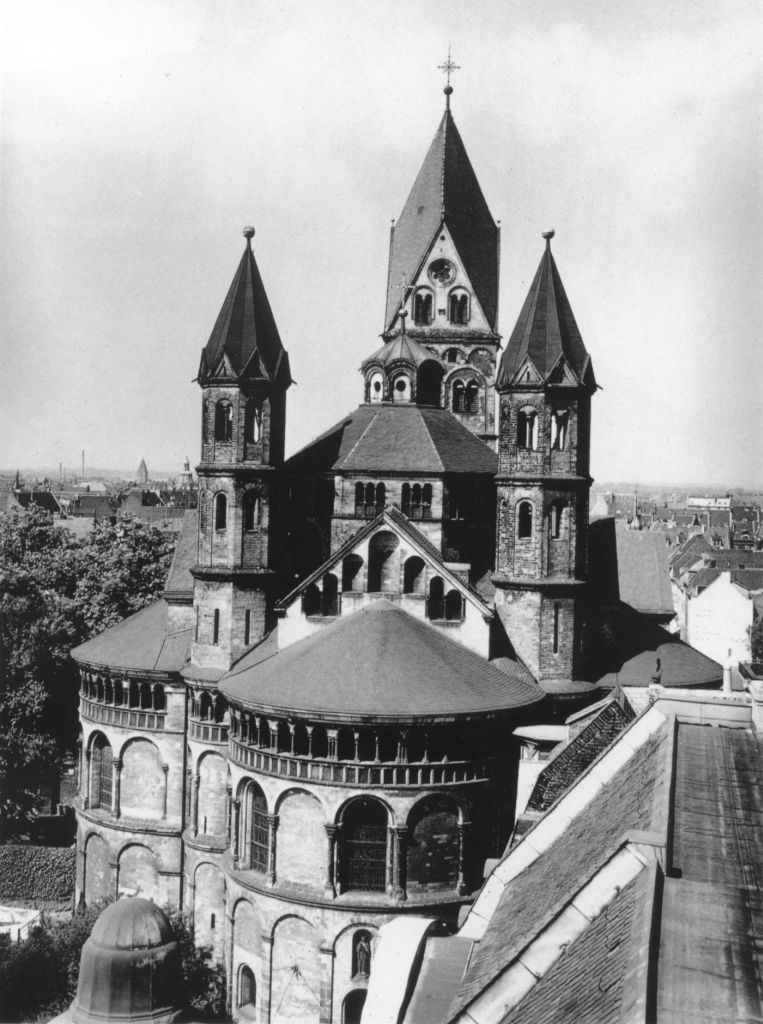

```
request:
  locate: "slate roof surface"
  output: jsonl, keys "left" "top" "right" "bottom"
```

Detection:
{"left": 667, "top": 532, "right": 712, "bottom": 575}
{"left": 733, "top": 568, "right": 763, "bottom": 591}
{"left": 499, "top": 871, "right": 645, "bottom": 1024}
{"left": 450, "top": 717, "right": 672, "bottom": 1016}
{"left": 285, "top": 404, "right": 498, "bottom": 476}
{"left": 13, "top": 491, "right": 61, "bottom": 513}
{"left": 70, "top": 599, "right": 191, "bottom": 673}
{"left": 363, "top": 334, "right": 439, "bottom": 370}
{"left": 588, "top": 518, "right": 674, "bottom": 613}
{"left": 593, "top": 611, "right": 721, "bottom": 689}
{"left": 526, "top": 698, "right": 635, "bottom": 813}
{"left": 220, "top": 600, "right": 542, "bottom": 720}
{"left": 163, "top": 511, "right": 197, "bottom": 598}
{"left": 384, "top": 108, "right": 499, "bottom": 333}
{"left": 198, "top": 236, "right": 291, "bottom": 386}
{"left": 497, "top": 240, "right": 594, "bottom": 387}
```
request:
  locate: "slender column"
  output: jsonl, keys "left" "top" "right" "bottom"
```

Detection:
{"left": 288, "top": 721, "right": 296, "bottom": 754}
{"left": 267, "top": 719, "right": 279, "bottom": 751}
{"left": 397, "top": 729, "right": 408, "bottom": 763}
{"left": 457, "top": 819, "right": 471, "bottom": 895}
{"left": 232, "top": 799, "right": 241, "bottom": 864}
{"left": 374, "top": 733, "right": 380, "bottom": 763}
{"left": 306, "top": 724, "right": 314, "bottom": 757}
{"left": 353, "top": 730, "right": 360, "bottom": 761}
{"left": 325, "top": 824, "right": 338, "bottom": 896}
{"left": 327, "top": 729, "right": 338, "bottom": 760}
{"left": 112, "top": 759, "right": 122, "bottom": 818}
{"left": 225, "top": 785, "right": 232, "bottom": 842}
{"left": 191, "top": 774, "right": 200, "bottom": 835}
{"left": 386, "top": 826, "right": 395, "bottom": 896}
{"left": 394, "top": 826, "right": 408, "bottom": 901}
{"left": 267, "top": 813, "right": 279, "bottom": 884}
{"left": 84, "top": 749, "right": 92, "bottom": 809}
{"left": 162, "top": 764, "right": 169, "bottom": 820}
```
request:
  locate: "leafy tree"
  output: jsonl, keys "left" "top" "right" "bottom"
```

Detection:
{"left": 750, "top": 614, "right": 763, "bottom": 666}
{"left": 0, "top": 506, "right": 176, "bottom": 834}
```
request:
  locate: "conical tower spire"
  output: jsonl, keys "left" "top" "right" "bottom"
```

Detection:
{"left": 198, "top": 227, "right": 291, "bottom": 387}
{"left": 497, "top": 232, "right": 595, "bottom": 390}
{"left": 384, "top": 106, "right": 499, "bottom": 334}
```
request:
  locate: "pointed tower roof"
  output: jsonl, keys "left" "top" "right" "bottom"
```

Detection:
{"left": 198, "top": 227, "right": 291, "bottom": 387}
{"left": 497, "top": 233, "right": 596, "bottom": 390}
{"left": 385, "top": 106, "right": 499, "bottom": 333}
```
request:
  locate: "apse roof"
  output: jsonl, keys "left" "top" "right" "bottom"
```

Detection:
{"left": 220, "top": 601, "right": 541, "bottom": 721}
{"left": 384, "top": 108, "right": 499, "bottom": 333}
{"left": 362, "top": 333, "right": 439, "bottom": 370}
{"left": 70, "top": 599, "right": 191, "bottom": 674}
{"left": 198, "top": 230, "right": 291, "bottom": 386}
{"left": 286, "top": 404, "right": 498, "bottom": 476}
{"left": 497, "top": 237, "right": 594, "bottom": 389}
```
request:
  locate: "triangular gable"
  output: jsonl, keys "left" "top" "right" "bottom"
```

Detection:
{"left": 545, "top": 353, "right": 580, "bottom": 387}
{"left": 509, "top": 355, "right": 543, "bottom": 386}
{"left": 277, "top": 507, "right": 492, "bottom": 618}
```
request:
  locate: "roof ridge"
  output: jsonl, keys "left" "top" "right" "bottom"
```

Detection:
{"left": 336, "top": 408, "right": 382, "bottom": 470}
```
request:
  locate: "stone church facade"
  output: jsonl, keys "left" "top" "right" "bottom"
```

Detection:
{"left": 71, "top": 90, "right": 718, "bottom": 1024}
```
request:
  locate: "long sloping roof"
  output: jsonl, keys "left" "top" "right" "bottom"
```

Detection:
{"left": 220, "top": 601, "right": 541, "bottom": 721}
{"left": 384, "top": 109, "right": 498, "bottom": 333}
{"left": 70, "top": 599, "right": 191, "bottom": 673}
{"left": 198, "top": 235, "right": 291, "bottom": 386}
{"left": 497, "top": 239, "right": 594, "bottom": 388}
{"left": 163, "top": 510, "right": 197, "bottom": 600}
{"left": 588, "top": 519, "right": 674, "bottom": 615}
{"left": 286, "top": 404, "right": 498, "bottom": 475}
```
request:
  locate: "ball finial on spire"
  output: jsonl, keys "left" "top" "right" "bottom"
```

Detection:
{"left": 243, "top": 225, "right": 255, "bottom": 243}
{"left": 542, "top": 229, "right": 555, "bottom": 248}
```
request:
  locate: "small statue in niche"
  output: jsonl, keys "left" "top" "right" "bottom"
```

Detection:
{"left": 353, "top": 931, "right": 372, "bottom": 977}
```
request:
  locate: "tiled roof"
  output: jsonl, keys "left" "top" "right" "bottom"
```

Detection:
{"left": 163, "top": 511, "right": 197, "bottom": 599}
{"left": 499, "top": 869, "right": 646, "bottom": 1024}
{"left": 450, "top": 717, "right": 672, "bottom": 1016}
{"left": 362, "top": 334, "right": 439, "bottom": 371}
{"left": 220, "top": 600, "right": 542, "bottom": 721}
{"left": 71, "top": 599, "right": 191, "bottom": 673}
{"left": 496, "top": 239, "right": 594, "bottom": 389}
{"left": 198, "top": 235, "right": 291, "bottom": 386}
{"left": 285, "top": 404, "right": 498, "bottom": 476}
{"left": 384, "top": 109, "right": 499, "bottom": 333}
{"left": 593, "top": 610, "right": 721, "bottom": 688}
{"left": 526, "top": 697, "right": 635, "bottom": 813}
{"left": 732, "top": 568, "right": 763, "bottom": 591}
{"left": 588, "top": 518, "right": 674, "bottom": 614}
{"left": 13, "top": 491, "right": 61, "bottom": 514}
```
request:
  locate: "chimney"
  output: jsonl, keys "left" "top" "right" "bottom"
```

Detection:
{"left": 81, "top": 450, "right": 85, "bottom": 479}
{"left": 723, "top": 649, "right": 733, "bottom": 695}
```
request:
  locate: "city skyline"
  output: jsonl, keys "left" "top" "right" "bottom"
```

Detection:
{"left": 2, "top": 0, "right": 761, "bottom": 485}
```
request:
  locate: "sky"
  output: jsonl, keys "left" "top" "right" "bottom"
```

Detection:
{"left": 1, "top": 0, "right": 761, "bottom": 487}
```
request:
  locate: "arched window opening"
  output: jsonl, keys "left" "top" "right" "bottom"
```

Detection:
{"left": 91, "top": 736, "right": 113, "bottom": 811}
{"left": 114, "top": 679, "right": 124, "bottom": 706}
{"left": 417, "top": 361, "right": 444, "bottom": 407}
{"left": 312, "top": 726, "right": 329, "bottom": 759}
{"left": 199, "top": 691, "right": 213, "bottom": 721}
{"left": 452, "top": 380, "right": 465, "bottom": 413}
{"left": 367, "top": 531, "right": 399, "bottom": 592}
{"left": 448, "top": 487, "right": 468, "bottom": 521}
{"left": 243, "top": 491, "right": 261, "bottom": 531}
{"left": 213, "top": 609, "right": 220, "bottom": 645}
{"left": 245, "top": 784, "right": 269, "bottom": 873}
{"left": 550, "top": 503, "right": 564, "bottom": 539}
{"left": 96, "top": 677, "right": 104, "bottom": 701}
{"left": 104, "top": 678, "right": 113, "bottom": 704}
{"left": 302, "top": 584, "right": 321, "bottom": 617}
{"left": 352, "top": 931, "right": 372, "bottom": 978}
{"left": 367, "top": 372, "right": 384, "bottom": 403}
{"left": 322, "top": 573, "right": 340, "bottom": 616}
{"left": 422, "top": 484, "right": 432, "bottom": 518}
{"left": 214, "top": 401, "right": 233, "bottom": 443}
{"left": 445, "top": 348, "right": 460, "bottom": 364}
{"left": 244, "top": 401, "right": 262, "bottom": 444}
{"left": 465, "top": 380, "right": 479, "bottom": 414}
{"left": 140, "top": 682, "right": 152, "bottom": 710}
{"left": 342, "top": 799, "right": 388, "bottom": 893}
{"left": 551, "top": 409, "right": 569, "bottom": 451}
{"left": 414, "top": 290, "right": 433, "bottom": 325}
{"left": 238, "top": 966, "right": 256, "bottom": 1008}
{"left": 357, "top": 481, "right": 385, "bottom": 518}
{"left": 375, "top": 483, "right": 386, "bottom": 511}
{"left": 428, "top": 577, "right": 445, "bottom": 620}
{"left": 214, "top": 493, "right": 227, "bottom": 531}
{"left": 129, "top": 680, "right": 140, "bottom": 709}
{"left": 448, "top": 291, "right": 469, "bottom": 324}
{"left": 401, "top": 483, "right": 411, "bottom": 514}
{"left": 392, "top": 375, "right": 411, "bottom": 403}
{"left": 337, "top": 728, "right": 355, "bottom": 761}
{"left": 445, "top": 590, "right": 464, "bottom": 621}
{"left": 517, "top": 501, "right": 533, "bottom": 539}
{"left": 403, "top": 556, "right": 426, "bottom": 595}
{"left": 214, "top": 695, "right": 227, "bottom": 724}
{"left": 343, "top": 990, "right": 368, "bottom": 1024}
{"left": 152, "top": 685, "right": 165, "bottom": 712}
{"left": 342, "top": 554, "right": 363, "bottom": 592}
{"left": 517, "top": 409, "right": 539, "bottom": 450}
{"left": 553, "top": 602, "right": 561, "bottom": 654}
{"left": 244, "top": 609, "right": 251, "bottom": 646}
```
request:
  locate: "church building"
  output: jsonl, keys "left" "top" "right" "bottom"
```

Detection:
{"left": 71, "top": 83, "right": 720, "bottom": 1024}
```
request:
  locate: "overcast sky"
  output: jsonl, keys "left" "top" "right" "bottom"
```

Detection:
{"left": 2, "top": 0, "right": 761, "bottom": 487}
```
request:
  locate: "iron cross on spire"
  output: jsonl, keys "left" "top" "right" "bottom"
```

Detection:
{"left": 438, "top": 48, "right": 461, "bottom": 109}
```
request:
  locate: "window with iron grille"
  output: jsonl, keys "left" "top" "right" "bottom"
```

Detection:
{"left": 343, "top": 800, "right": 388, "bottom": 892}
{"left": 251, "top": 801, "right": 269, "bottom": 872}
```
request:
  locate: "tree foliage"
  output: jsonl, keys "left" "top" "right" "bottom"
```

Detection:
{"left": 0, "top": 506, "right": 175, "bottom": 834}
{"left": 750, "top": 613, "right": 763, "bottom": 665}
{"left": 0, "top": 903, "right": 228, "bottom": 1023}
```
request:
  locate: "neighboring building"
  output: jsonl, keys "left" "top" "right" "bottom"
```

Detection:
{"left": 70, "top": 87, "right": 722, "bottom": 1024}
{"left": 684, "top": 569, "right": 763, "bottom": 668}
{"left": 363, "top": 686, "right": 763, "bottom": 1024}
{"left": 137, "top": 458, "right": 149, "bottom": 484}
